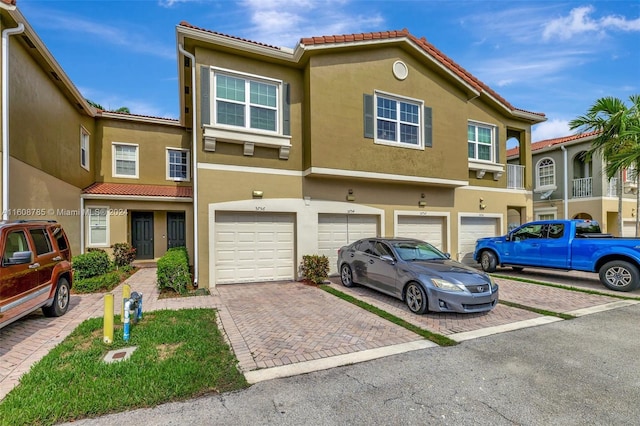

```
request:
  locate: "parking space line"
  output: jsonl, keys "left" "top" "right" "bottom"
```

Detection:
{"left": 449, "top": 316, "right": 564, "bottom": 342}
{"left": 566, "top": 300, "right": 640, "bottom": 317}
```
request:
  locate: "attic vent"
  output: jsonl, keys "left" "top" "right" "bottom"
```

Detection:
{"left": 21, "top": 35, "right": 35, "bottom": 49}
{"left": 50, "top": 71, "right": 60, "bottom": 81}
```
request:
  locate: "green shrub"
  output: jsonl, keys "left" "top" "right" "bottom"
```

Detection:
{"left": 157, "top": 247, "right": 191, "bottom": 294}
{"left": 74, "top": 271, "right": 121, "bottom": 293}
{"left": 112, "top": 242, "right": 136, "bottom": 267}
{"left": 73, "top": 250, "right": 111, "bottom": 280}
{"left": 300, "top": 254, "right": 330, "bottom": 284}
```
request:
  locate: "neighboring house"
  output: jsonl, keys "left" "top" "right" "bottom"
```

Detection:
{"left": 507, "top": 132, "right": 638, "bottom": 236}
{"left": 0, "top": 2, "right": 193, "bottom": 259}
{"left": 1, "top": 0, "right": 547, "bottom": 289}
{"left": 176, "top": 24, "right": 545, "bottom": 286}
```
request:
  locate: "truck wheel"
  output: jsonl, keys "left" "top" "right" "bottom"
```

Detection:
{"left": 599, "top": 261, "right": 640, "bottom": 292}
{"left": 480, "top": 251, "right": 497, "bottom": 273}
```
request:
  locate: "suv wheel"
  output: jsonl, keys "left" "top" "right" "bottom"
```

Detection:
{"left": 43, "top": 277, "right": 70, "bottom": 317}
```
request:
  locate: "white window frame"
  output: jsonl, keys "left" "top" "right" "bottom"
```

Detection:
{"left": 374, "top": 91, "right": 423, "bottom": 150}
{"left": 536, "top": 157, "right": 556, "bottom": 191}
{"left": 87, "top": 206, "right": 109, "bottom": 247}
{"left": 112, "top": 143, "right": 139, "bottom": 179}
{"left": 166, "top": 148, "right": 190, "bottom": 181}
{"left": 80, "top": 126, "right": 90, "bottom": 171}
{"left": 212, "top": 68, "right": 281, "bottom": 134}
{"left": 535, "top": 208, "right": 557, "bottom": 221}
{"left": 467, "top": 120, "right": 497, "bottom": 163}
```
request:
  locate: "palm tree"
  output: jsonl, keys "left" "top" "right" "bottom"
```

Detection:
{"left": 569, "top": 95, "right": 640, "bottom": 236}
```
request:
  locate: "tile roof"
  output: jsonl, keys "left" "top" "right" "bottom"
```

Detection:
{"left": 178, "top": 25, "right": 545, "bottom": 119}
{"left": 507, "top": 131, "right": 600, "bottom": 157}
{"left": 95, "top": 109, "right": 180, "bottom": 123}
{"left": 179, "top": 21, "right": 284, "bottom": 51}
{"left": 82, "top": 183, "right": 193, "bottom": 198}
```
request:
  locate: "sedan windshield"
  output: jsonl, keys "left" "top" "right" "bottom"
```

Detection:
{"left": 391, "top": 241, "right": 446, "bottom": 261}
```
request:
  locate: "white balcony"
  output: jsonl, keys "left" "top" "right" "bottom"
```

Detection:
{"left": 572, "top": 177, "right": 592, "bottom": 198}
{"left": 507, "top": 164, "right": 525, "bottom": 189}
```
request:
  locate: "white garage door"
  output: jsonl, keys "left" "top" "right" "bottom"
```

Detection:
{"left": 214, "top": 212, "right": 295, "bottom": 284}
{"left": 458, "top": 216, "right": 500, "bottom": 266}
{"left": 318, "top": 214, "right": 378, "bottom": 275}
{"left": 396, "top": 215, "right": 445, "bottom": 251}
{"left": 623, "top": 221, "right": 638, "bottom": 237}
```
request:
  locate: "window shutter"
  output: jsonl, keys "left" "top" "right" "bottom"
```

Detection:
{"left": 363, "top": 94, "right": 374, "bottom": 139}
{"left": 283, "top": 82, "right": 290, "bottom": 136}
{"left": 200, "top": 66, "right": 210, "bottom": 126}
{"left": 494, "top": 126, "right": 500, "bottom": 162}
{"left": 423, "top": 106, "right": 433, "bottom": 148}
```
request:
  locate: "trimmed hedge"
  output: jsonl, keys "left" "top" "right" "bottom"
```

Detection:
{"left": 157, "top": 247, "right": 191, "bottom": 294}
{"left": 73, "top": 250, "right": 111, "bottom": 281}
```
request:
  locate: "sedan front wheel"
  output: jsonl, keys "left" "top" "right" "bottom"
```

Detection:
{"left": 405, "top": 282, "right": 428, "bottom": 314}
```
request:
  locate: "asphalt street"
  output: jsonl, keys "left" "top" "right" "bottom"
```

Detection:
{"left": 65, "top": 303, "right": 640, "bottom": 426}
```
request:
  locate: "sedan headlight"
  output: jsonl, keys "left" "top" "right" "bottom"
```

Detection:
{"left": 431, "top": 278, "right": 466, "bottom": 292}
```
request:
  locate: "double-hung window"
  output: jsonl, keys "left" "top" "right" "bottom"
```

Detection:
{"left": 167, "top": 149, "right": 190, "bottom": 181}
{"left": 468, "top": 122, "right": 495, "bottom": 162}
{"left": 80, "top": 126, "right": 90, "bottom": 171}
{"left": 113, "top": 143, "right": 139, "bottom": 178}
{"left": 215, "top": 73, "right": 278, "bottom": 132}
{"left": 375, "top": 93, "right": 422, "bottom": 148}
{"left": 88, "top": 207, "right": 108, "bottom": 246}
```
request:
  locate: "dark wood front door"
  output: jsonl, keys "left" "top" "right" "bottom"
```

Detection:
{"left": 167, "top": 212, "right": 186, "bottom": 249}
{"left": 132, "top": 212, "right": 154, "bottom": 260}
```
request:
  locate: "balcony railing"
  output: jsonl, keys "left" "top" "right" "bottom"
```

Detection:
{"left": 572, "top": 177, "right": 592, "bottom": 198}
{"left": 507, "top": 164, "right": 525, "bottom": 189}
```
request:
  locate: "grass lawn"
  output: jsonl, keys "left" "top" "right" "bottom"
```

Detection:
{"left": 0, "top": 309, "right": 248, "bottom": 426}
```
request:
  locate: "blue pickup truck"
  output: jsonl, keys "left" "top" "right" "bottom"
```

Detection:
{"left": 473, "top": 219, "right": 640, "bottom": 292}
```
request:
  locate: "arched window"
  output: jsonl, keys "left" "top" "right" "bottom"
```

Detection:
{"left": 536, "top": 158, "right": 555, "bottom": 188}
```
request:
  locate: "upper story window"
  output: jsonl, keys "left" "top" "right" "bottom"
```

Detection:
{"left": 468, "top": 122, "right": 496, "bottom": 162}
{"left": 113, "top": 143, "right": 139, "bottom": 178}
{"left": 215, "top": 72, "right": 279, "bottom": 132}
{"left": 80, "top": 126, "right": 90, "bottom": 171}
{"left": 167, "top": 149, "right": 190, "bottom": 181}
{"left": 623, "top": 165, "right": 637, "bottom": 183}
{"left": 376, "top": 94, "right": 422, "bottom": 148}
{"left": 536, "top": 157, "right": 555, "bottom": 188}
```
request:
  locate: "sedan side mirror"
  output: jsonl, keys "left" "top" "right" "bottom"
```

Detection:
{"left": 380, "top": 255, "right": 396, "bottom": 264}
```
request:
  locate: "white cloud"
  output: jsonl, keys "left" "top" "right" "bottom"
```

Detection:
{"left": 532, "top": 119, "right": 571, "bottom": 142}
{"left": 543, "top": 6, "right": 640, "bottom": 41}
{"left": 238, "top": 0, "right": 384, "bottom": 47}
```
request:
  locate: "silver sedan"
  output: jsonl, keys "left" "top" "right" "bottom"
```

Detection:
{"left": 337, "top": 238, "right": 498, "bottom": 314}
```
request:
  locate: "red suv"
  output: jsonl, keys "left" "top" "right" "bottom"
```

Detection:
{"left": 0, "top": 220, "right": 73, "bottom": 329}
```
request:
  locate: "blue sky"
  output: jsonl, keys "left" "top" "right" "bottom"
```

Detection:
{"left": 18, "top": 0, "right": 640, "bottom": 142}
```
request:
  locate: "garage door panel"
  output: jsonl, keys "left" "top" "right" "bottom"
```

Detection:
{"left": 459, "top": 217, "right": 499, "bottom": 266}
{"left": 396, "top": 216, "right": 445, "bottom": 251}
{"left": 214, "top": 212, "right": 295, "bottom": 284}
{"left": 318, "top": 214, "right": 378, "bottom": 275}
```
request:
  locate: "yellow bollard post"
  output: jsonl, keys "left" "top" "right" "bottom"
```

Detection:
{"left": 121, "top": 284, "right": 131, "bottom": 323}
{"left": 103, "top": 293, "right": 114, "bottom": 344}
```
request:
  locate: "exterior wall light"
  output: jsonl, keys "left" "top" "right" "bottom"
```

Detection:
{"left": 252, "top": 190, "right": 263, "bottom": 198}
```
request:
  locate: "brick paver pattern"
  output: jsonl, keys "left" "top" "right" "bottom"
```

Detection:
{"left": 216, "top": 282, "right": 421, "bottom": 371}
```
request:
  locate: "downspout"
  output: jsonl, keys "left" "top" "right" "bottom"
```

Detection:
{"left": 561, "top": 145, "right": 568, "bottom": 219}
{"left": 2, "top": 23, "right": 24, "bottom": 220}
{"left": 178, "top": 43, "right": 198, "bottom": 287}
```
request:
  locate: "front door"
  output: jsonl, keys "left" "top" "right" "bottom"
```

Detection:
{"left": 132, "top": 212, "right": 154, "bottom": 260}
{"left": 167, "top": 212, "right": 186, "bottom": 249}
